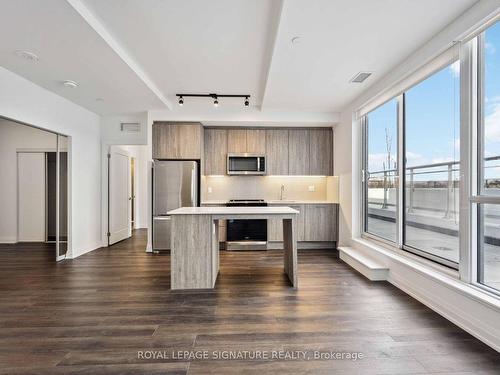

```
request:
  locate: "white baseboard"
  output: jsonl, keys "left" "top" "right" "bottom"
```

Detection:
{"left": 349, "top": 237, "right": 500, "bottom": 352}
{"left": 389, "top": 270, "right": 500, "bottom": 353}
{"left": 0, "top": 237, "right": 18, "bottom": 244}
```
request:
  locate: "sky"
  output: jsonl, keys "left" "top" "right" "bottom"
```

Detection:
{"left": 367, "top": 21, "right": 500, "bottom": 182}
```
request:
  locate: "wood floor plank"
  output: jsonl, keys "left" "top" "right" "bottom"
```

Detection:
{"left": 0, "top": 229, "right": 498, "bottom": 374}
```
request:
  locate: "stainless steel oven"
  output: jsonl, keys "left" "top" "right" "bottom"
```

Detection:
{"left": 226, "top": 199, "right": 267, "bottom": 250}
{"left": 227, "top": 154, "right": 266, "bottom": 175}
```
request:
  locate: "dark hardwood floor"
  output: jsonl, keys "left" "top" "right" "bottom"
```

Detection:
{"left": 0, "top": 229, "right": 499, "bottom": 374}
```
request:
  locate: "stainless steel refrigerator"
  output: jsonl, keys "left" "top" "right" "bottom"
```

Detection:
{"left": 152, "top": 160, "right": 199, "bottom": 250}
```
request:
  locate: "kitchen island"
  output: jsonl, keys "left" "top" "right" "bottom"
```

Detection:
{"left": 167, "top": 206, "right": 299, "bottom": 290}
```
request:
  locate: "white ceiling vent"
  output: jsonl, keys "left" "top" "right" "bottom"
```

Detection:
{"left": 350, "top": 72, "right": 372, "bottom": 83}
{"left": 120, "top": 122, "right": 141, "bottom": 132}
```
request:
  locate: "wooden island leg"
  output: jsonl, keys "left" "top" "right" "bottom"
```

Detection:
{"left": 282, "top": 217, "right": 298, "bottom": 288}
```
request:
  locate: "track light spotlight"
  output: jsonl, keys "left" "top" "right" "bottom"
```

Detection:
{"left": 175, "top": 93, "right": 250, "bottom": 107}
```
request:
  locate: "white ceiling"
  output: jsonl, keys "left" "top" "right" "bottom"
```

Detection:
{"left": 0, "top": 0, "right": 478, "bottom": 116}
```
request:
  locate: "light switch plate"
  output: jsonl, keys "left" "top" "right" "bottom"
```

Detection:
{"left": 208, "top": 187, "right": 212, "bottom": 194}
{"left": 308, "top": 185, "right": 315, "bottom": 192}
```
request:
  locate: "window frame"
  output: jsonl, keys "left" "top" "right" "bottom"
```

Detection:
{"left": 361, "top": 97, "right": 402, "bottom": 247}
{"left": 401, "top": 63, "right": 461, "bottom": 270}
{"left": 362, "top": 63, "right": 461, "bottom": 270}
{"left": 470, "top": 24, "right": 500, "bottom": 296}
{"left": 359, "top": 14, "right": 500, "bottom": 297}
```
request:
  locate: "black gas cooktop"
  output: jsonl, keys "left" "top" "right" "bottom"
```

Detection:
{"left": 226, "top": 199, "right": 267, "bottom": 206}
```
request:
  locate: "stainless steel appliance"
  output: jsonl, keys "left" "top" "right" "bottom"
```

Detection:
{"left": 152, "top": 160, "right": 199, "bottom": 250}
{"left": 226, "top": 199, "right": 267, "bottom": 250}
{"left": 227, "top": 154, "right": 266, "bottom": 175}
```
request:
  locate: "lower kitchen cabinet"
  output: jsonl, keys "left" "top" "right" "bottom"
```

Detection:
{"left": 304, "top": 204, "right": 337, "bottom": 241}
{"left": 218, "top": 219, "right": 227, "bottom": 242}
{"left": 268, "top": 204, "right": 304, "bottom": 241}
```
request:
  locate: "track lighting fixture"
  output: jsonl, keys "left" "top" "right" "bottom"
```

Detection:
{"left": 175, "top": 93, "right": 250, "bottom": 107}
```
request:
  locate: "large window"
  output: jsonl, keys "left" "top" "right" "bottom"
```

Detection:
{"left": 478, "top": 21, "right": 500, "bottom": 292}
{"left": 361, "top": 17, "right": 500, "bottom": 295}
{"left": 404, "top": 64, "right": 460, "bottom": 267}
{"left": 364, "top": 99, "right": 398, "bottom": 242}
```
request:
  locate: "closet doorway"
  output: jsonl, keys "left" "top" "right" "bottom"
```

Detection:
{"left": 1, "top": 117, "right": 70, "bottom": 261}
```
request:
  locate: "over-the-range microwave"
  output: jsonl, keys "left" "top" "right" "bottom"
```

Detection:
{"left": 227, "top": 154, "right": 266, "bottom": 175}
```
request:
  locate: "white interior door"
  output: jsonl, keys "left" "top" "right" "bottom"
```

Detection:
{"left": 18, "top": 152, "right": 45, "bottom": 242}
{"left": 108, "top": 146, "right": 131, "bottom": 245}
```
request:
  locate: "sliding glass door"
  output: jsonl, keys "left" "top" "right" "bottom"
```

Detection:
{"left": 403, "top": 63, "right": 460, "bottom": 268}
{"left": 363, "top": 98, "right": 398, "bottom": 243}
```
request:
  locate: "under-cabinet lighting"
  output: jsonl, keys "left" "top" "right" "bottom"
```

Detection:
{"left": 266, "top": 175, "right": 329, "bottom": 178}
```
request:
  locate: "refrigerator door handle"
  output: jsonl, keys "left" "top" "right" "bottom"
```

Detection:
{"left": 154, "top": 216, "right": 171, "bottom": 221}
{"left": 191, "top": 167, "right": 196, "bottom": 207}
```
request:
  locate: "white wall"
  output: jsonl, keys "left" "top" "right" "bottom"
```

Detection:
{"left": 101, "top": 113, "right": 148, "bottom": 145}
{"left": 0, "top": 66, "right": 101, "bottom": 258}
{"left": 0, "top": 120, "right": 58, "bottom": 242}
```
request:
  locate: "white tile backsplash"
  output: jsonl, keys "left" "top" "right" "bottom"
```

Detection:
{"left": 201, "top": 175, "right": 335, "bottom": 202}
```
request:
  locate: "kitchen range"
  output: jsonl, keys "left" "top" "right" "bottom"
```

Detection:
{"left": 226, "top": 199, "right": 268, "bottom": 250}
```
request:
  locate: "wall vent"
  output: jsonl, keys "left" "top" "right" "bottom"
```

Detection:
{"left": 120, "top": 122, "right": 141, "bottom": 132}
{"left": 350, "top": 71, "right": 372, "bottom": 83}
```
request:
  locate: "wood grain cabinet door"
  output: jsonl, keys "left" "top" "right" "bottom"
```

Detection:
{"left": 204, "top": 128, "right": 227, "bottom": 175}
{"left": 267, "top": 204, "right": 304, "bottom": 242}
{"left": 288, "top": 130, "right": 310, "bottom": 175}
{"left": 267, "top": 217, "right": 283, "bottom": 241}
{"left": 227, "top": 129, "right": 247, "bottom": 153}
{"left": 265, "top": 129, "right": 289, "bottom": 175}
{"left": 153, "top": 122, "right": 202, "bottom": 159}
{"left": 304, "top": 204, "right": 334, "bottom": 241}
{"left": 246, "top": 129, "right": 266, "bottom": 154}
{"left": 309, "top": 129, "right": 333, "bottom": 175}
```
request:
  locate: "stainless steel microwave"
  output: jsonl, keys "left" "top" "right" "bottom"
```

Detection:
{"left": 227, "top": 154, "right": 266, "bottom": 175}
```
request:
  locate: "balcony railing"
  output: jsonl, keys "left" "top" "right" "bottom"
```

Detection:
{"left": 367, "top": 155, "right": 500, "bottom": 219}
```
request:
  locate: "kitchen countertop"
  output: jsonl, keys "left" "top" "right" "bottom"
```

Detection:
{"left": 168, "top": 206, "right": 299, "bottom": 215}
{"left": 201, "top": 200, "right": 337, "bottom": 205}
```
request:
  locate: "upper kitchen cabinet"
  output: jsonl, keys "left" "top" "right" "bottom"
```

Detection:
{"left": 153, "top": 122, "right": 203, "bottom": 159}
{"left": 246, "top": 129, "right": 266, "bottom": 154}
{"left": 309, "top": 128, "right": 333, "bottom": 175}
{"left": 265, "top": 129, "right": 289, "bottom": 175}
{"left": 227, "top": 129, "right": 247, "bottom": 153}
{"left": 227, "top": 129, "right": 266, "bottom": 154}
{"left": 204, "top": 128, "right": 227, "bottom": 175}
{"left": 288, "top": 129, "right": 310, "bottom": 175}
